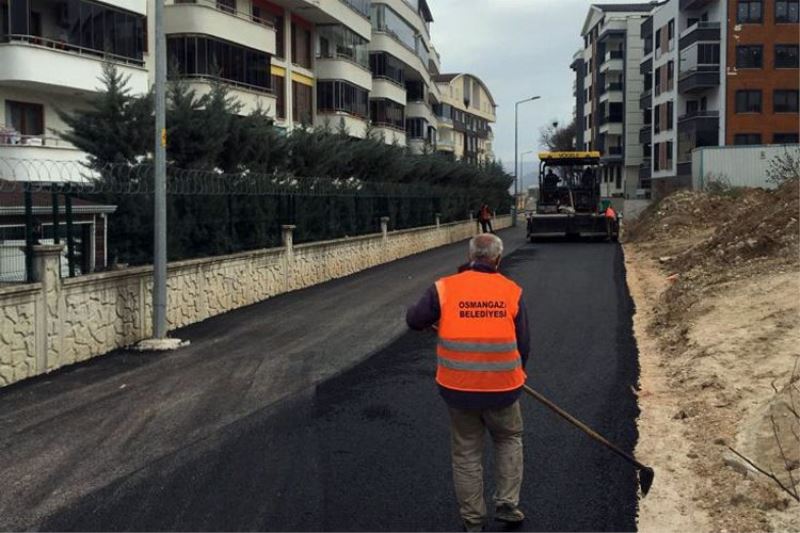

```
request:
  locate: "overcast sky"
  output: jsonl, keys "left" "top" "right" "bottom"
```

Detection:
{"left": 430, "top": 0, "right": 634, "bottom": 189}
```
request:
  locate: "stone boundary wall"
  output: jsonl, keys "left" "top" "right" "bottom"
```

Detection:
{"left": 0, "top": 216, "right": 511, "bottom": 386}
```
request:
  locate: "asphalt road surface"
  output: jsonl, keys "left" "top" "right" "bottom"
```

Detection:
{"left": 0, "top": 229, "right": 640, "bottom": 531}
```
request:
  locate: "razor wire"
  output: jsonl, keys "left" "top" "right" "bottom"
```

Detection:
{"left": 0, "top": 158, "right": 497, "bottom": 200}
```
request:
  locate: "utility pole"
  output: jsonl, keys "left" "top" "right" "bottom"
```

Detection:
{"left": 153, "top": 0, "right": 167, "bottom": 339}
{"left": 514, "top": 96, "right": 540, "bottom": 226}
{"left": 138, "top": 0, "right": 183, "bottom": 351}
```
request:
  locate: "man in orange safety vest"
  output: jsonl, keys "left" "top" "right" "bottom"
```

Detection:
{"left": 406, "top": 233, "right": 530, "bottom": 532}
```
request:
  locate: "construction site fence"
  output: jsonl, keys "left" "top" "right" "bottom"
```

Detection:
{"left": 0, "top": 159, "right": 507, "bottom": 283}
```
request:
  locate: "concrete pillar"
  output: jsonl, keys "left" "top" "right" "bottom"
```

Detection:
{"left": 282, "top": 224, "right": 296, "bottom": 292}
{"left": 380, "top": 217, "right": 390, "bottom": 242}
{"left": 435, "top": 213, "right": 441, "bottom": 229}
{"left": 282, "top": 224, "right": 296, "bottom": 255}
{"left": 31, "top": 244, "right": 64, "bottom": 373}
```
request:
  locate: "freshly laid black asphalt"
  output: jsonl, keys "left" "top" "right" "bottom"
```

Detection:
{"left": 0, "top": 228, "right": 640, "bottom": 532}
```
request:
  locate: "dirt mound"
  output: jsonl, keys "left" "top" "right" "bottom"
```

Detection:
{"left": 626, "top": 180, "right": 800, "bottom": 532}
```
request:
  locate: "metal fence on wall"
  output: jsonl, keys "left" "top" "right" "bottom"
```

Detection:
{"left": 0, "top": 158, "right": 507, "bottom": 283}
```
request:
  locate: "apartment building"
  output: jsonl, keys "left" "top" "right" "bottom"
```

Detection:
{"left": 573, "top": 3, "right": 654, "bottom": 199}
{"left": 639, "top": 0, "right": 798, "bottom": 197}
{"left": 433, "top": 73, "right": 497, "bottom": 164}
{"left": 0, "top": 0, "right": 497, "bottom": 171}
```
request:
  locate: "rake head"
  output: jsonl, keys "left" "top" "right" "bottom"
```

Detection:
{"left": 638, "top": 466, "right": 655, "bottom": 497}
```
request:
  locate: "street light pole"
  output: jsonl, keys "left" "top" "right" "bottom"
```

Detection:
{"left": 513, "top": 96, "right": 541, "bottom": 226}
{"left": 153, "top": 0, "right": 167, "bottom": 340}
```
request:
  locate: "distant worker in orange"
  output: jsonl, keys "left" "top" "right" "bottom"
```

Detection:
{"left": 406, "top": 233, "right": 530, "bottom": 532}
{"left": 604, "top": 204, "right": 617, "bottom": 241}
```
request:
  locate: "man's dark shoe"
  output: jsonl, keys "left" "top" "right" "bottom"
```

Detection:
{"left": 495, "top": 503, "right": 525, "bottom": 523}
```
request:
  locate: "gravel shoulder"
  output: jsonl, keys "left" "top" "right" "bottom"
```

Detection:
{"left": 625, "top": 180, "right": 800, "bottom": 532}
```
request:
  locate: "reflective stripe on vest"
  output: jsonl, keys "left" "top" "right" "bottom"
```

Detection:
{"left": 434, "top": 270, "right": 526, "bottom": 393}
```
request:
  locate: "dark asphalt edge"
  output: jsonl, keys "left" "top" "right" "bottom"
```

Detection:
{"left": 616, "top": 244, "right": 645, "bottom": 530}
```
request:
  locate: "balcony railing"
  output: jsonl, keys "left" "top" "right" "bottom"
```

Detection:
{"left": 679, "top": 21, "right": 721, "bottom": 49}
{"left": 339, "top": 0, "right": 371, "bottom": 18}
{"left": 678, "top": 65, "right": 720, "bottom": 93}
{"left": 607, "top": 50, "right": 624, "bottom": 60}
{"left": 0, "top": 132, "right": 72, "bottom": 148}
{"left": 170, "top": 0, "right": 275, "bottom": 28}
{"left": 181, "top": 73, "right": 274, "bottom": 95}
{"left": 599, "top": 114, "right": 624, "bottom": 125}
{"left": 0, "top": 34, "right": 145, "bottom": 67}
{"left": 640, "top": 88, "right": 653, "bottom": 110}
{"left": 639, "top": 161, "right": 652, "bottom": 180}
{"left": 639, "top": 125, "right": 652, "bottom": 144}
{"left": 678, "top": 109, "right": 720, "bottom": 122}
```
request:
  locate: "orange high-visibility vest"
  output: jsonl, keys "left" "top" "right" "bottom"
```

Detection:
{"left": 434, "top": 270, "right": 526, "bottom": 392}
{"left": 605, "top": 206, "right": 617, "bottom": 219}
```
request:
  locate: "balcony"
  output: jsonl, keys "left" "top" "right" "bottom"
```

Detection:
{"left": 679, "top": 22, "right": 721, "bottom": 50}
{"left": 639, "top": 125, "right": 652, "bottom": 144}
{"left": 406, "top": 101, "right": 435, "bottom": 125}
{"left": 640, "top": 88, "right": 653, "bottom": 110}
{"left": 371, "top": 79, "right": 407, "bottom": 104}
{"left": 680, "top": 0, "right": 715, "bottom": 10}
{"left": 0, "top": 36, "right": 148, "bottom": 94}
{"left": 0, "top": 134, "right": 89, "bottom": 167}
{"left": 640, "top": 56, "right": 653, "bottom": 75}
{"left": 316, "top": 54, "right": 372, "bottom": 90}
{"left": 678, "top": 110, "right": 720, "bottom": 147}
{"left": 602, "top": 145, "right": 623, "bottom": 160}
{"left": 678, "top": 65, "right": 720, "bottom": 93}
{"left": 639, "top": 160, "right": 652, "bottom": 180}
{"left": 600, "top": 82, "right": 624, "bottom": 103}
{"left": 165, "top": 0, "right": 276, "bottom": 54}
{"left": 599, "top": 115, "right": 623, "bottom": 135}
{"left": 600, "top": 50, "right": 624, "bottom": 73}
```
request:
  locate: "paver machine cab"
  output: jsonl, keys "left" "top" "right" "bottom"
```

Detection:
{"left": 526, "top": 151, "right": 618, "bottom": 241}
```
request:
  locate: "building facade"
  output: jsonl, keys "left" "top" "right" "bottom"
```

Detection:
{"left": 574, "top": 3, "right": 654, "bottom": 199}
{"left": 640, "top": 0, "right": 798, "bottom": 197}
{"left": 0, "top": 0, "right": 496, "bottom": 171}
{"left": 574, "top": 0, "right": 799, "bottom": 199}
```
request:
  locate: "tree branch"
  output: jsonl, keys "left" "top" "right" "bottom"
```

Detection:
{"left": 727, "top": 446, "right": 799, "bottom": 502}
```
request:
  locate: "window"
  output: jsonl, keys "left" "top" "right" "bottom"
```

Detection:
{"left": 272, "top": 75, "right": 285, "bottom": 119}
{"left": 776, "top": 0, "right": 799, "bottom": 22}
{"left": 316, "top": 80, "right": 369, "bottom": 117}
{"left": 667, "top": 19, "right": 674, "bottom": 41}
{"left": 774, "top": 90, "right": 799, "bottom": 112}
{"left": 736, "top": 45, "right": 763, "bottom": 68}
{"left": 167, "top": 35, "right": 271, "bottom": 91}
{"left": 292, "top": 81, "right": 312, "bottom": 124}
{"left": 406, "top": 118, "right": 428, "bottom": 139}
{"left": 5, "top": 100, "right": 44, "bottom": 137}
{"left": 615, "top": 166, "right": 622, "bottom": 189}
{"left": 370, "top": 99, "right": 405, "bottom": 130}
{"left": 25, "top": 0, "right": 147, "bottom": 62}
{"left": 774, "top": 133, "right": 799, "bottom": 143}
{"left": 666, "top": 141, "right": 673, "bottom": 169}
{"left": 655, "top": 29, "right": 661, "bottom": 53}
{"left": 775, "top": 45, "right": 799, "bottom": 68}
{"left": 697, "top": 43, "right": 721, "bottom": 64}
{"left": 369, "top": 52, "right": 405, "bottom": 85}
{"left": 734, "top": 133, "right": 762, "bottom": 145}
{"left": 371, "top": 4, "right": 415, "bottom": 51}
{"left": 317, "top": 25, "right": 369, "bottom": 67}
{"left": 735, "top": 90, "right": 762, "bottom": 112}
{"left": 291, "top": 21, "right": 312, "bottom": 68}
{"left": 666, "top": 100, "right": 674, "bottom": 130}
{"left": 737, "top": 0, "right": 762, "bottom": 22}
{"left": 217, "top": 0, "right": 236, "bottom": 14}
{"left": 667, "top": 60, "right": 674, "bottom": 90}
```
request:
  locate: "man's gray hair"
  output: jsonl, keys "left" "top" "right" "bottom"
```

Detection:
{"left": 469, "top": 233, "right": 504, "bottom": 262}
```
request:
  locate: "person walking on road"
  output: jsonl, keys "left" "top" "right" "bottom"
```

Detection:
{"left": 477, "top": 204, "right": 494, "bottom": 234}
{"left": 406, "top": 234, "right": 530, "bottom": 532}
{"left": 604, "top": 204, "right": 617, "bottom": 241}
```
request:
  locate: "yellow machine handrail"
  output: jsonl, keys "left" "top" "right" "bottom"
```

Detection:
{"left": 538, "top": 151, "right": 602, "bottom": 160}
